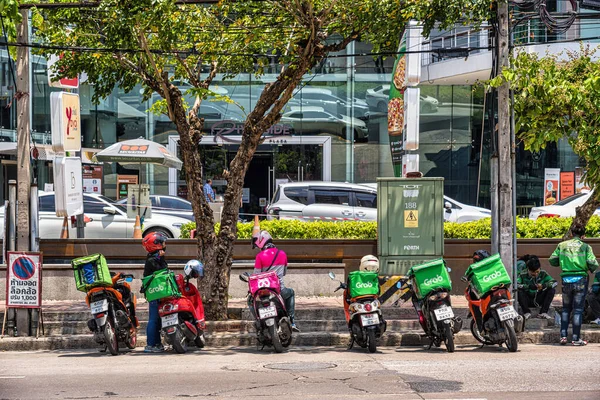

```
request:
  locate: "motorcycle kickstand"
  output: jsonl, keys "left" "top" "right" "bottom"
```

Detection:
{"left": 346, "top": 336, "right": 354, "bottom": 350}
{"left": 426, "top": 339, "right": 434, "bottom": 350}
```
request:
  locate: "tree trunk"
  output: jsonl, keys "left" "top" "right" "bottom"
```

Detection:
{"left": 564, "top": 191, "right": 600, "bottom": 239}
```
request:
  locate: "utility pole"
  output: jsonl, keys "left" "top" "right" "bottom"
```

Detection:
{"left": 14, "top": 8, "right": 32, "bottom": 336}
{"left": 16, "top": 9, "right": 31, "bottom": 252}
{"left": 494, "top": 1, "right": 515, "bottom": 273}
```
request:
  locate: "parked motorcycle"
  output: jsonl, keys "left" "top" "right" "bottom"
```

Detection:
{"left": 239, "top": 271, "right": 292, "bottom": 353}
{"left": 86, "top": 272, "right": 138, "bottom": 355}
{"left": 463, "top": 254, "right": 524, "bottom": 352}
{"left": 398, "top": 259, "right": 462, "bottom": 352}
{"left": 329, "top": 271, "right": 386, "bottom": 353}
{"left": 158, "top": 260, "right": 206, "bottom": 354}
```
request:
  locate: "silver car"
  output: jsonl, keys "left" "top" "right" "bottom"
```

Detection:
{"left": 267, "top": 182, "right": 377, "bottom": 221}
{"left": 280, "top": 106, "right": 368, "bottom": 142}
{"left": 0, "top": 192, "right": 188, "bottom": 238}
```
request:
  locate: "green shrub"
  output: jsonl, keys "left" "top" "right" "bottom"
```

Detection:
{"left": 179, "top": 216, "right": 600, "bottom": 239}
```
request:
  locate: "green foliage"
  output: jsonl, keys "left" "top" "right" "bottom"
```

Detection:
{"left": 487, "top": 45, "right": 600, "bottom": 191}
{"left": 180, "top": 217, "right": 600, "bottom": 240}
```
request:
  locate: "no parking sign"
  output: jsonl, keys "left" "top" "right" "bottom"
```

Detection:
{"left": 6, "top": 252, "right": 42, "bottom": 308}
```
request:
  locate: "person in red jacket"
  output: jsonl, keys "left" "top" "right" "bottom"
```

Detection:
{"left": 252, "top": 230, "right": 300, "bottom": 332}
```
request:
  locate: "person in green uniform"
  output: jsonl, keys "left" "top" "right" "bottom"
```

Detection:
{"left": 517, "top": 255, "right": 557, "bottom": 320}
{"left": 549, "top": 223, "right": 599, "bottom": 346}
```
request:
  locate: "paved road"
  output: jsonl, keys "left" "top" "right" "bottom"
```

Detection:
{"left": 0, "top": 344, "right": 598, "bottom": 399}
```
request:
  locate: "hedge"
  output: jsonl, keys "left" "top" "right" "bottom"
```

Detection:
{"left": 179, "top": 216, "right": 600, "bottom": 240}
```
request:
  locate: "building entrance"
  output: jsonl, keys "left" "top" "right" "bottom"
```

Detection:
{"left": 168, "top": 135, "right": 331, "bottom": 215}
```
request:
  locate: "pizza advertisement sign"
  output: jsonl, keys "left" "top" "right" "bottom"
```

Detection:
{"left": 6, "top": 252, "right": 43, "bottom": 308}
{"left": 388, "top": 30, "right": 407, "bottom": 175}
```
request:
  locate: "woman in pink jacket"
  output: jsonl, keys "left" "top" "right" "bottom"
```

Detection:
{"left": 252, "top": 230, "right": 300, "bottom": 332}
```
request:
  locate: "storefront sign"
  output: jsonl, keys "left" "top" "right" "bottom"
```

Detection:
{"left": 51, "top": 92, "right": 81, "bottom": 153}
{"left": 575, "top": 167, "right": 591, "bottom": 194}
{"left": 54, "top": 156, "right": 84, "bottom": 217}
{"left": 117, "top": 175, "right": 138, "bottom": 200}
{"left": 6, "top": 252, "right": 42, "bottom": 308}
{"left": 211, "top": 121, "right": 292, "bottom": 143}
{"left": 47, "top": 54, "right": 79, "bottom": 89}
{"left": 560, "top": 172, "right": 575, "bottom": 200}
{"left": 82, "top": 165, "right": 103, "bottom": 193}
{"left": 544, "top": 168, "right": 560, "bottom": 206}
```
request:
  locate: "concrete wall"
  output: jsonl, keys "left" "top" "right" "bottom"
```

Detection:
{"left": 0, "top": 263, "right": 346, "bottom": 301}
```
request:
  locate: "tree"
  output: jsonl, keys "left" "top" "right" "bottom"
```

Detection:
{"left": 32, "top": 0, "right": 489, "bottom": 319}
{"left": 489, "top": 45, "right": 600, "bottom": 238}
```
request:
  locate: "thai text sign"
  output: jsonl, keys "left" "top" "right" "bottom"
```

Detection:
{"left": 51, "top": 92, "right": 81, "bottom": 153}
{"left": 6, "top": 252, "right": 42, "bottom": 308}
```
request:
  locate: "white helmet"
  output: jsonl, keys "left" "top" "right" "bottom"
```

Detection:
{"left": 360, "top": 255, "right": 379, "bottom": 273}
{"left": 184, "top": 259, "right": 204, "bottom": 279}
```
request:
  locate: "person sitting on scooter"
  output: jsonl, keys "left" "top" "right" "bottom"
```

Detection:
{"left": 252, "top": 230, "right": 300, "bottom": 332}
{"left": 469, "top": 249, "right": 491, "bottom": 330}
{"left": 142, "top": 231, "right": 168, "bottom": 353}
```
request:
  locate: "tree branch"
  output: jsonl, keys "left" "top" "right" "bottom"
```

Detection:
{"left": 323, "top": 31, "right": 361, "bottom": 53}
{"left": 177, "top": 54, "right": 201, "bottom": 88}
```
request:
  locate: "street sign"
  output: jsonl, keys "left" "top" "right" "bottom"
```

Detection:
{"left": 51, "top": 92, "right": 81, "bottom": 153}
{"left": 47, "top": 55, "right": 79, "bottom": 89}
{"left": 6, "top": 252, "right": 42, "bottom": 308}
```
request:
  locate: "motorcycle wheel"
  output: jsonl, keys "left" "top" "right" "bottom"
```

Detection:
{"left": 503, "top": 321, "right": 518, "bottom": 353}
{"left": 367, "top": 329, "right": 377, "bottom": 353}
{"left": 269, "top": 324, "right": 283, "bottom": 353}
{"left": 470, "top": 319, "right": 494, "bottom": 345}
{"left": 103, "top": 320, "right": 119, "bottom": 356}
{"left": 444, "top": 323, "right": 455, "bottom": 353}
{"left": 194, "top": 333, "right": 206, "bottom": 349}
{"left": 172, "top": 328, "right": 188, "bottom": 354}
{"left": 125, "top": 328, "right": 137, "bottom": 350}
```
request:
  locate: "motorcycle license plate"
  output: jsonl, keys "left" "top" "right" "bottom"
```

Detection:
{"left": 497, "top": 305, "right": 518, "bottom": 321}
{"left": 258, "top": 306, "right": 277, "bottom": 319}
{"left": 360, "top": 313, "right": 379, "bottom": 327}
{"left": 433, "top": 306, "right": 454, "bottom": 321}
{"left": 90, "top": 300, "right": 108, "bottom": 315}
{"left": 161, "top": 313, "right": 178, "bottom": 327}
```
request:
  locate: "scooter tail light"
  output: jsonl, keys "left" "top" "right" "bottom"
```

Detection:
{"left": 365, "top": 303, "right": 372, "bottom": 312}
{"left": 96, "top": 313, "right": 105, "bottom": 318}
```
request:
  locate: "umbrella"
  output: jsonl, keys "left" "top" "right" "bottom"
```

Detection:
{"left": 93, "top": 137, "right": 182, "bottom": 170}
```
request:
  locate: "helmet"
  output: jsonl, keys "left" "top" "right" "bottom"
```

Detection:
{"left": 252, "top": 230, "right": 272, "bottom": 250}
{"left": 472, "top": 249, "right": 491, "bottom": 263}
{"left": 184, "top": 259, "right": 204, "bottom": 279}
{"left": 359, "top": 254, "right": 379, "bottom": 273}
{"left": 142, "top": 232, "right": 167, "bottom": 253}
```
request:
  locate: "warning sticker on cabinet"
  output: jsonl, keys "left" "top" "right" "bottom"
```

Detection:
{"left": 404, "top": 210, "right": 418, "bottom": 228}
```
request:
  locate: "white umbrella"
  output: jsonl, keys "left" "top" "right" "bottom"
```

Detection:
{"left": 93, "top": 137, "right": 182, "bottom": 170}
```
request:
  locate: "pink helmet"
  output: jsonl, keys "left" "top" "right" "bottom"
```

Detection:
{"left": 252, "top": 230, "right": 272, "bottom": 250}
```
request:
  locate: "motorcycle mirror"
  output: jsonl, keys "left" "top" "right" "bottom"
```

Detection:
{"left": 328, "top": 272, "right": 336, "bottom": 280}
{"left": 239, "top": 274, "right": 249, "bottom": 283}
{"left": 125, "top": 277, "right": 133, "bottom": 282}
{"left": 461, "top": 276, "right": 468, "bottom": 283}
{"left": 446, "top": 267, "right": 452, "bottom": 272}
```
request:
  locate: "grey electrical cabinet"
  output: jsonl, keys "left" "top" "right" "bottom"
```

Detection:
{"left": 377, "top": 177, "right": 445, "bottom": 275}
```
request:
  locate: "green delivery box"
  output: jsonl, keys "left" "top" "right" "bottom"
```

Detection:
{"left": 409, "top": 258, "right": 452, "bottom": 299}
{"left": 347, "top": 271, "right": 379, "bottom": 298}
{"left": 141, "top": 269, "right": 181, "bottom": 302}
{"left": 71, "top": 253, "right": 112, "bottom": 292}
{"left": 465, "top": 253, "right": 512, "bottom": 296}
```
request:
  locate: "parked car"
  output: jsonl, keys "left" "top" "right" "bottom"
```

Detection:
{"left": 117, "top": 195, "right": 194, "bottom": 221}
{"left": 290, "top": 87, "right": 371, "bottom": 120}
{"left": 365, "top": 84, "right": 439, "bottom": 113}
{"left": 529, "top": 191, "right": 596, "bottom": 220}
{"left": 443, "top": 196, "right": 491, "bottom": 223}
{"left": 267, "top": 181, "right": 377, "bottom": 221}
{"left": 280, "top": 106, "right": 368, "bottom": 142}
{"left": 0, "top": 192, "right": 188, "bottom": 239}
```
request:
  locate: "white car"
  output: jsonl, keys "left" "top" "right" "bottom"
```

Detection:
{"left": 529, "top": 191, "right": 596, "bottom": 220}
{"left": 0, "top": 192, "right": 188, "bottom": 239}
{"left": 365, "top": 84, "right": 439, "bottom": 113}
{"left": 443, "top": 196, "right": 491, "bottom": 223}
{"left": 280, "top": 106, "right": 368, "bottom": 142}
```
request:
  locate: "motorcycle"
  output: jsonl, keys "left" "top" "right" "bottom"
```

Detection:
{"left": 398, "top": 265, "right": 462, "bottom": 353}
{"left": 86, "top": 272, "right": 138, "bottom": 355}
{"left": 462, "top": 254, "right": 524, "bottom": 352}
{"left": 329, "top": 271, "right": 386, "bottom": 353}
{"left": 158, "top": 273, "right": 206, "bottom": 354}
{"left": 239, "top": 271, "right": 292, "bottom": 353}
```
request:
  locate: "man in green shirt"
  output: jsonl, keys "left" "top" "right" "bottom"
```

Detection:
{"left": 517, "top": 255, "right": 557, "bottom": 320}
{"left": 549, "top": 222, "right": 599, "bottom": 346}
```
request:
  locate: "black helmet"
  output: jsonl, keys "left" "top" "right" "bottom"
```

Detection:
{"left": 472, "top": 249, "right": 491, "bottom": 263}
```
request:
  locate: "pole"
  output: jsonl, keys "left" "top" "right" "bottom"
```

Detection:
{"left": 15, "top": 9, "right": 32, "bottom": 336}
{"left": 496, "top": 1, "right": 515, "bottom": 271}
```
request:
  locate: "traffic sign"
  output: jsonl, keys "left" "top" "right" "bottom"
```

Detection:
{"left": 6, "top": 252, "right": 42, "bottom": 308}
